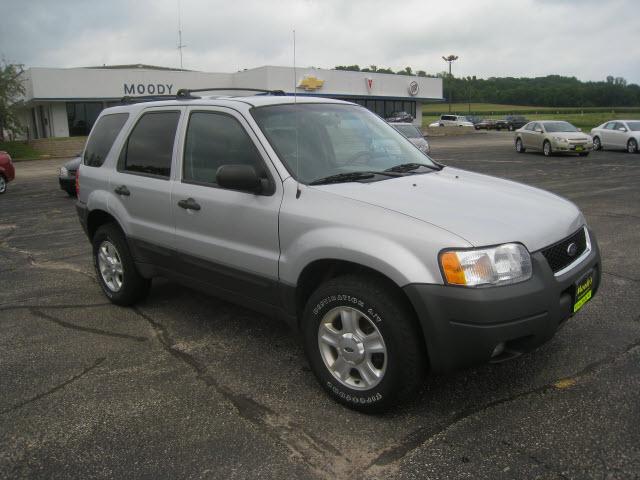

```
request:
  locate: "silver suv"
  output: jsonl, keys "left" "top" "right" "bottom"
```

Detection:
{"left": 76, "top": 90, "right": 601, "bottom": 412}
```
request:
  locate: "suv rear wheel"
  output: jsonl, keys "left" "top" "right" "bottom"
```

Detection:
{"left": 92, "top": 223, "right": 150, "bottom": 305}
{"left": 302, "top": 275, "right": 426, "bottom": 412}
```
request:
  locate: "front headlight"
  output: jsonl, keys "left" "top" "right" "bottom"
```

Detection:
{"left": 439, "top": 243, "right": 532, "bottom": 287}
{"left": 60, "top": 167, "right": 68, "bottom": 176}
{"left": 553, "top": 136, "right": 568, "bottom": 143}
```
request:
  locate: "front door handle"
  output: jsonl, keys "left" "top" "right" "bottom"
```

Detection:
{"left": 114, "top": 185, "right": 130, "bottom": 196}
{"left": 178, "top": 198, "right": 201, "bottom": 211}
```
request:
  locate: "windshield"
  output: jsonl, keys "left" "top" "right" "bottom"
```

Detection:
{"left": 394, "top": 124, "right": 423, "bottom": 138}
{"left": 544, "top": 121, "right": 579, "bottom": 133}
{"left": 252, "top": 103, "right": 437, "bottom": 184}
{"left": 626, "top": 121, "right": 640, "bottom": 131}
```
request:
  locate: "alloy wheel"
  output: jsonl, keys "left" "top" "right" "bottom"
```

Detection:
{"left": 98, "top": 240, "right": 124, "bottom": 292}
{"left": 317, "top": 306, "right": 387, "bottom": 390}
{"left": 628, "top": 139, "right": 638, "bottom": 153}
{"left": 0, "top": 176, "right": 6, "bottom": 193}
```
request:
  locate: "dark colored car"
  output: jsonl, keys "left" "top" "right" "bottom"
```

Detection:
{"left": 0, "top": 151, "right": 16, "bottom": 194}
{"left": 386, "top": 111, "right": 414, "bottom": 123}
{"left": 505, "top": 115, "right": 529, "bottom": 131}
{"left": 474, "top": 119, "right": 497, "bottom": 130}
{"left": 494, "top": 119, "right": 509, "bottom": 131}
{"left": 466, "top": 115, "right": 483, "bottom": 126}
{"left": 58, "top": 156, "right": 81, "bottom": 196}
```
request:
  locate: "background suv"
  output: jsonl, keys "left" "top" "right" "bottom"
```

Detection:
{"left": 76, "top": 92, "right": 600, "bottom": 412}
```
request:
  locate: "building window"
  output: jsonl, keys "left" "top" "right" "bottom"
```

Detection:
{"left": 66, "top": 102, "right": 104, "bottom": 136}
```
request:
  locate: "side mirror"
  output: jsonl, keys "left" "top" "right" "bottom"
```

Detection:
{"left": 577, "top": 128, "right": 582, "bottom": 132}
{"left": 535, "top": 128, "right": 543, "bottom": 133}
{"left": 618, "top": 127, "right": 627, "bottom": 132}
{"left": 216, "top": 165, "right": 265, "bottom": 194}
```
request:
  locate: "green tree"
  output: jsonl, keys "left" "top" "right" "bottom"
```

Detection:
{"left": 0, "top": 60, "right": 25, "bottom": 141}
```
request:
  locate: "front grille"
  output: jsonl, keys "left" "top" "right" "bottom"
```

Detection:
{"left": 541, "top": 228, "right": 587, "bottom": 273}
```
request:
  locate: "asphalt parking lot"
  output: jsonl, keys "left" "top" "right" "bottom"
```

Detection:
{"left": 1, "top": 132, "right": 639, "bottom": 479}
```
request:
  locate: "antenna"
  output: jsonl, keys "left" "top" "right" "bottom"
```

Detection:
{"left": 293, "top": 29, "right": 301, "bottom": 199}
{"left": 177, "top": 0, "right": 187, "bottom": 69}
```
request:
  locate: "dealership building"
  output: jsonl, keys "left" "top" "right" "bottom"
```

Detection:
{"left": 15, "top": 64, "right": 443, "bottom": 139}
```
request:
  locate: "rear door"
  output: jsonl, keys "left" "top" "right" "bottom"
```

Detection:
{"left": 611, "top": 122, "right": 628, "bottom": 149}
{"left": 170, "top": 106, "right": 283, "bottom": 306}
{"left": 109, "top": 107, "right": 183, "bottom": 262}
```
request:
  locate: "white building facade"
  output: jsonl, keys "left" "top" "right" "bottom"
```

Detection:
{"left": 16, "top": 65, "right": 443, "bottom": 139}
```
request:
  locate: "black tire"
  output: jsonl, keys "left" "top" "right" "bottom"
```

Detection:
{"left": 66, "top": 188, "right": 77, "bottom": 197}
{"left": 627, "top": 138, "right": 638, "bottom": 154}
{"left": 543, "top": 140, "right": 552, "bottom": 157}
{"left": 579, "top": 152, "right": 589, "bottom": 157}
{"left": 92, "top": 223, "right": 150, "bottom": 306}
{"left": 0, "top": 174, "right": 6, "bottom": 194}
{"left": 593, "top": 136, "right": 602, "bottom": 151}
{"left": 302, "top": 274, "right": 426, "bottom": 413}
{"left": 515, "top": 137, "right": 526, "bottom": 153}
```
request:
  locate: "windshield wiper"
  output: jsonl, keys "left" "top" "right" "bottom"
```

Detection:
{"left": 383, "top": 162, "right": 440, "bottom": 173}
{"left": 309, "top": 172, "right": 376, "bottom": 185}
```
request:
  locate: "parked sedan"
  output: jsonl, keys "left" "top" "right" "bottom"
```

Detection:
{"left": 58, "top": 156, "right": 81, "bottom": 196}
{"left": 515, "top": 121, "right": 593, "bottom": 156}
{"left": 390, "top": 122, "right": 430, "bottom": 155}
{"left": 505, "top": 115, "right": 529, "bottom": 131}
{"left": 474, "top": 119, "right": 497, "bottom": 130}
{"left": 386, "top": 111, "right": 414, "bottom": 123}
{"left": 590, "top": 120, "right": 640, "bottom": 153}
{"left": 0, "top": 151, "right": 16, "bottom": 194}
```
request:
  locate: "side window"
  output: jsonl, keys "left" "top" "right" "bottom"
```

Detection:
{"left": 84, "top": 113, "right": 129, "bottom": 167}
{"left": 524, "top": 123, "right": 533, "bottom": 131}
{"left": 183, "top": 112, "right": 266, "bottom": 186}
{"left": 604, "top": 122, "right": 615, "bottom": 130}
{"left": 613, "top": 122, "right": 625, "bottom": 131}
{"left": 120, "top": 111, "right": 180, "bottom": 178}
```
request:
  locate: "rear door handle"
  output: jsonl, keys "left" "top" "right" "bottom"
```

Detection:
{"left": 178, "top": 198, "right": 201, "bottom": 211}
{"left": 114, "top": 185, "right": 130, "bottom": 196}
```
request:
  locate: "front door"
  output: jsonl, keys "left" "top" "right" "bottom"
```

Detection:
{"left": 171, "top": 107, "right": 283, "bottom": 306}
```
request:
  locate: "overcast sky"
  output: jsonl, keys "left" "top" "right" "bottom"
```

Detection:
{"left": 1, "top": 0, "right": 638, "bottom": 84}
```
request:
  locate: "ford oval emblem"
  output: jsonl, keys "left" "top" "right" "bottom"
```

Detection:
{"left": 566, "top": 242, "right": 578, "bottom": 257}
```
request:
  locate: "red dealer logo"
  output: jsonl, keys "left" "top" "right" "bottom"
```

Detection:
{"left": 365, "top": 78, "right": 373, "bottom": 92}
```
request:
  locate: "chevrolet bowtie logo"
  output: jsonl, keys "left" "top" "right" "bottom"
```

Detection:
{"left": 298, "top": 76, "right": 324, "bottom": 91}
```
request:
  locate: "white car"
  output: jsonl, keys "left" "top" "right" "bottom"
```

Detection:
{"left": 432, "top": 114, "right": 474, "bottom": 127}
{"left": 590, "top": 120, "right": 640, "bottom": 153}
{"left": 391, "top": 122, "right": 430, "bottom": 154}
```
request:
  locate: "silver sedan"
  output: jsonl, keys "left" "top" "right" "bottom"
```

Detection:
{"left": 590, "top": 120, "right": 640, "bottom": 153}
{"left": 391, "top": 123, "right": 431, "bottom": 155}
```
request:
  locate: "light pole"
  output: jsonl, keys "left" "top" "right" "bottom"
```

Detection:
{"left": 442, "top": 55, "right": 458, "bottom": 113}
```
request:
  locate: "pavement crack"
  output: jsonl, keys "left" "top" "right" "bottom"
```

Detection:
{"left": 602, "top": 271, "right": 640, "bottom": 283}
{"left": 366, "top": 334, "right": 640, "bottom": 470}
{"left": 29, "top": 307, "right": 147, "bottom": 342}
{"left": 0, "top": 357, "right": 105, "bottom": 415}
{"left": 133, "top": 306, "right": 349, "bottom": 479}
{"left": 0, "top": 301, "right": 111, "bottom": 311}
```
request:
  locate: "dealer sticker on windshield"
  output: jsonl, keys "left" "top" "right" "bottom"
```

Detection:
{"left": 574, "top": 271, "right": 594, "bottom": 313}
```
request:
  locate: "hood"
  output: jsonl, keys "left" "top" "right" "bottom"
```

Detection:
{"left": 64, "top": 156, "right": 82, "bottom": 171}
{"left": 311, "top": 167, "right": 584, "bottom": 252}
{"left": 548, "top": 132, "right": 591, "bottom": 141}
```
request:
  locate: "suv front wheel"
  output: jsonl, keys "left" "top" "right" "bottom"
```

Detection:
{"left": 92, "top": 223, "right": 150, "bottom": 305}
{"left": 302, "top": 275, "right": 426, "bottom": 412}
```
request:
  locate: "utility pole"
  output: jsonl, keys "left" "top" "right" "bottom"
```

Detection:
{"left": 442, "top": 55, "right": 458, "bottom": 113}
{"left": 177, "top": 0, "right": 186, "bottom": 70}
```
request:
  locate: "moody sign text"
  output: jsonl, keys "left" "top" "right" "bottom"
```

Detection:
{"left": 123, "top": 83, "right": 174, "bottom": 95}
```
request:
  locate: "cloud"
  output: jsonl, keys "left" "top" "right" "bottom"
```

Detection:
{"left": 0, "top": 0, "right": 638, "bottom": 84}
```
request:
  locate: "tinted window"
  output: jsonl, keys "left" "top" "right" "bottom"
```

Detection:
{"left": 613, "top": 122, "right": 626, "bottom": 130}
{"left": 626, "top": 121, "right": 640, "bottom": 131}
{"left": 121, "top": 111, "right": 180, "bottom": 177}
{"left": 183, "top": 112, "right": 265, "bottom": 185}
{"left": 84, "top": 113, "right": 129, "bottom": 167}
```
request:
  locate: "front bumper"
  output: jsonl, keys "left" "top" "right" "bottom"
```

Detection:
{"left": 59, "top": 175, "right": 76, "bottom": 193}
{"left": 552, "top": 141, "right": 593, "bottom": 152}
{"left": 404, "top": 229, "right": 601, "bottom": 374}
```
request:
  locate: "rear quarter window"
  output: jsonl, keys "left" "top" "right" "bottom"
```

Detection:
{"left": 83, "top": 113, "right": 129, "bottom": 167}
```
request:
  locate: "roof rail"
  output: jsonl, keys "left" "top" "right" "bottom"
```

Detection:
{"left": 120, "top": 95, "right": 180, "bottom": 104}
{"left": 175, "top": 87, "right": 286, "bottom": 98}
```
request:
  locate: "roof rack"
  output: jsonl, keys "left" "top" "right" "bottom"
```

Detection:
{"left": 120, "top": 95, "right": 180, "bottom": 104}
{"left": 175, "top": 87, "right": 286, "bottom": 98}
